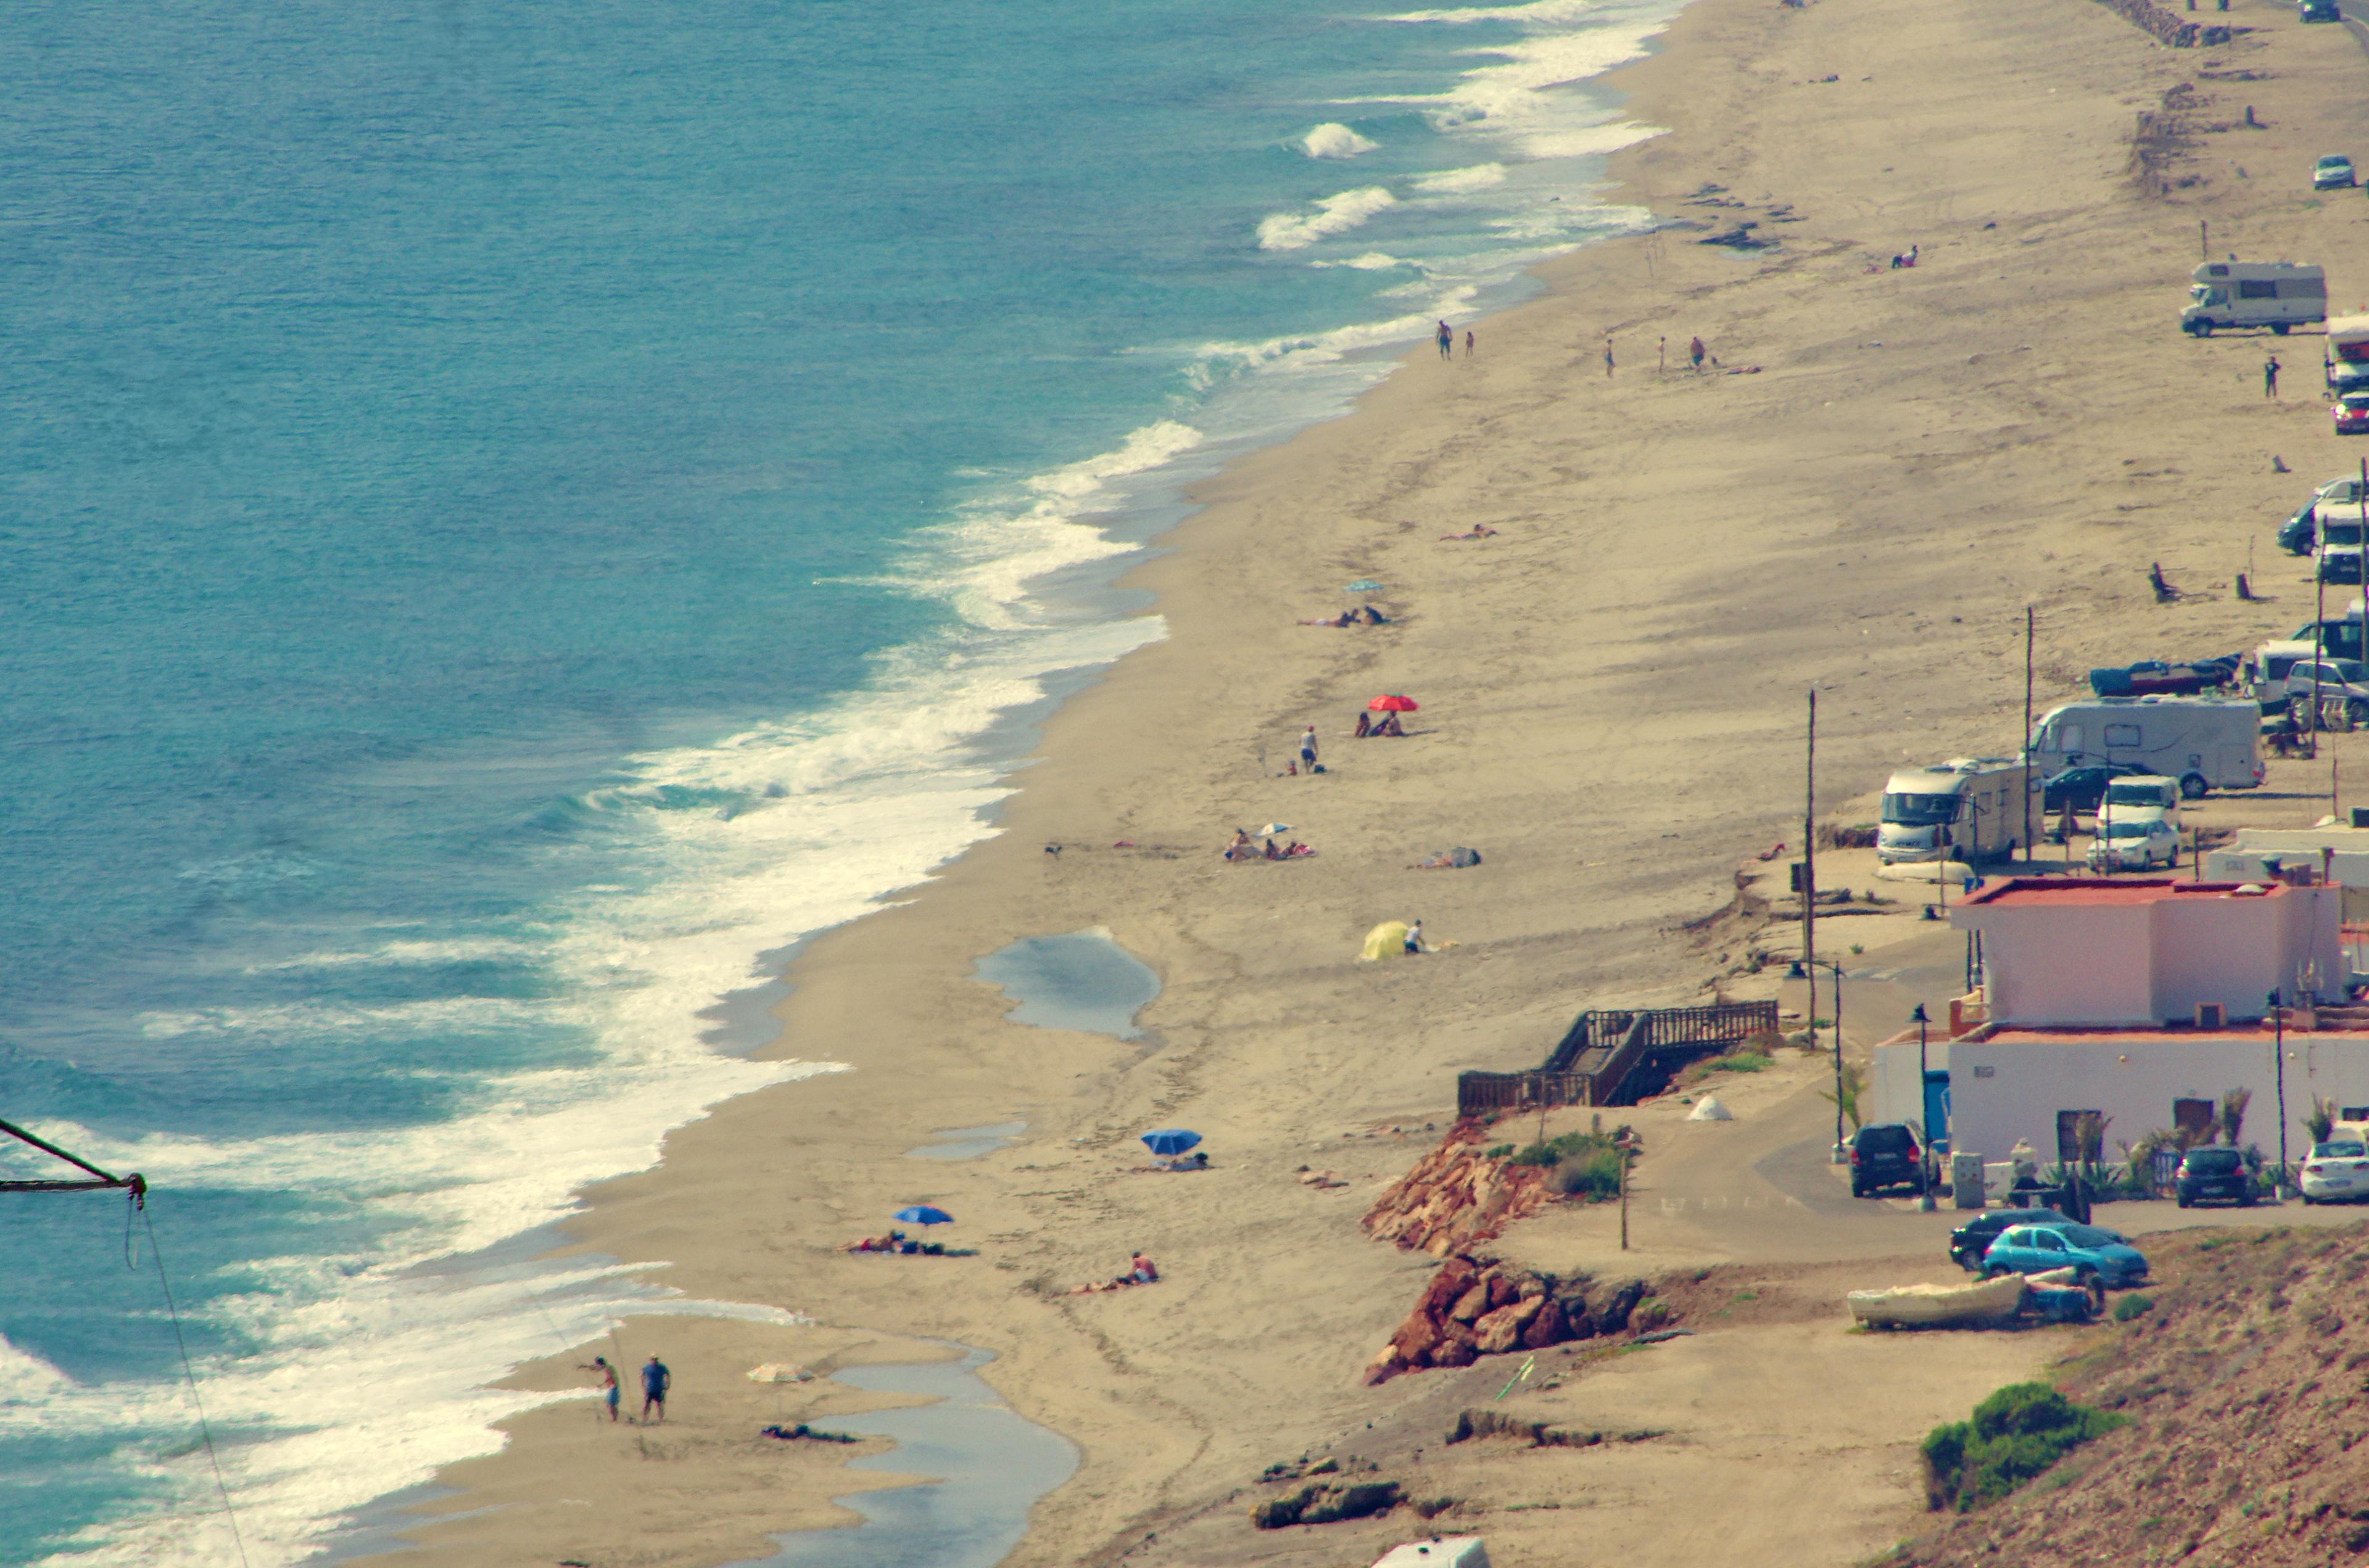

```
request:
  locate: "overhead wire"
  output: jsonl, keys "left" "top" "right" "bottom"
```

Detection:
{"left": 137, "top": 1200, "right": 253, "bottom": 1568}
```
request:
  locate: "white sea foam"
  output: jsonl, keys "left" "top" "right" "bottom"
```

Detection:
{"left": 1414, "top": 162, "right": 1508, "bottom": 193}
{"left": 25, "top": 408, "right": 1190, "bottom": 1568}
{"left": 1311, "top": 252, "right": 1414, "bottom": 272}
{"left": 1255, "top": 186, "right": 1398, "bottom": 251}
{"left": 1299, "top": 122, "right": 1378, "bottom": 159}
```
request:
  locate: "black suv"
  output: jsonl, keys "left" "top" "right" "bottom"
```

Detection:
{"left": 1850, "top": 1123, "right": 1925, "bottom": 1198}
{"left": 2175, "top": 1147, "right": 2257, "bottom": 1208}
{"left": 1948, "top": 1207, "right": 2078, "bottom": 1271}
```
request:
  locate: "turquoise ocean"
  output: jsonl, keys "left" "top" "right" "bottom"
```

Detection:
{"left": 0, "top": 0, "right": 1679, "bottom": 1560}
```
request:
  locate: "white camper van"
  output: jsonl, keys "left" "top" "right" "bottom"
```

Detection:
{"left": 1877, "top": 757, "right": 2030, "bottom": 864}
{"left": 2028, "top": 698, "right": 2264, "bottom": 798}
{"left": 2181, "top": 260, "right": 2326, "bottom": 336}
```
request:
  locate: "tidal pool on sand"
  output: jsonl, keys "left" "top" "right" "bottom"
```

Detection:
{"left": 743, "top": 1345, "right": 1078, "bottom": 1568}
{"left": 973, "top": 928, "right": 1159, "bottom": 1039}
{"left": 903, "top": 1122, "right": 1028, "bottom": 1161}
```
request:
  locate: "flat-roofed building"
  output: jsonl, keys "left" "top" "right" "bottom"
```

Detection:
{"left": 1866, "top": 878, "right": 2354, "bottom": 1165}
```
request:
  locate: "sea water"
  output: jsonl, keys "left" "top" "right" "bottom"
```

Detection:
{"left": 0, "top": 0, "right": 1680, "bottom": 1561}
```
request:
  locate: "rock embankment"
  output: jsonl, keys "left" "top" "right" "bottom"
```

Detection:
{"left": 1362, "top": 1253, "right": 1664, "bottom": 1385}
{"left": 1361, "top": 1123, "right": 1551, "bottom": 1255}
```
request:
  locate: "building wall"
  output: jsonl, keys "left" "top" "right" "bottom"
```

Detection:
{"left": 1975, "top": 902, "right": 2155, "bottom": 1025}
{"left": 1941, "top": 1031, "right": 2369, "bottom": 1168}
{"left": 1867, "top": 1036, "right": 1950, "bottom": 1139}
{"left": 2152, "top": 897, "right": 2285, "bottom": 1023}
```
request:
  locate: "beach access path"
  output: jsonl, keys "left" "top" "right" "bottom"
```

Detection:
{"left": 401, "top": 0, "right": 2369, "bottom": 1564}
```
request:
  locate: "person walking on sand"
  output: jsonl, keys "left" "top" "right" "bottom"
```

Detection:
{"left": 1603, "top": 337, "right": 1615, "bottom": 378}
{"left": 2266, "top": 353, "right": 2281, "bottom": 399}
{"left": 1437, "top": 320, "right": 1453, "bottom": 359}
{"left": 581, "top": 1356, "right": 621, "bottom": 1422}
{"left": 1300, "top": 724, "right": 1318, "bottom": 772}
{"left": 1463, "top": 329, "right": 1474, "bottom": 358}
{"left": 640, "top": 1354, "right": 671, "bottom": 1424}
{"left": 1689, "top": 334, "right": 1706, "bottom": 372}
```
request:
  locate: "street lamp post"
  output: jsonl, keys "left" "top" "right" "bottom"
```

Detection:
{"left": 1912, "top": 1003, "right": 1937, "bottom": 1210}
{"left": 2270, "top": 988, "right": 2291, "bottom": 1194}
{"left": 1792, "top": 957, "right": 1848, "bottom": 1161}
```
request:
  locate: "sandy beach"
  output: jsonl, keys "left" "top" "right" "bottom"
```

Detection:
{"left": 402, "top": 0, "right": 2369, "bottom": 1562}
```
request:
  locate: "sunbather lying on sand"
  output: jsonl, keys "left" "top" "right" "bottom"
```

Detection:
{"left": 842, "top": 1231, "right": 946, "bottom": 1255}
{"left": 1296, "top": 606, "right": 1388, "bottom": 627}
{"left": 1439, "top": 525, "right": 1498, "bottom": 540}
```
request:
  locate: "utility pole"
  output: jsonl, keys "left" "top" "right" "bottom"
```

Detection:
{"left": 1803, "top": 690, "right": 1817, "bottom": 1050}
{"left": 2022, "top": 608, "right": 2036, "bottom": 865}
{"left": 2313, "top": 564, "right": 2328, "bottom": 757}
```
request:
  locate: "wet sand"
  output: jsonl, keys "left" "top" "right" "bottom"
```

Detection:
{"left": 402, "top": 0, "right": 2369, "bottom": 1562}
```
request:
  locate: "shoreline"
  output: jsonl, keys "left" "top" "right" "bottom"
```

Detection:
{"left": 401, "top": 0, "right": 2369, "bottom": 1562}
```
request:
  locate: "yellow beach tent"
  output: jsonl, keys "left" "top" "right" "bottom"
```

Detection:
{"left": 1359, "top": 921, "right": 1410, "bottom": 962}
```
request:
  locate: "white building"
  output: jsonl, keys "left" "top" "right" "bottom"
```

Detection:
{"left": 1867, "top": 878, "right": 2360, "bottom": 1165}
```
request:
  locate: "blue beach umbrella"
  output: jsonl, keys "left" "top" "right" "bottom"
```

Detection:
{"left": 893, "top": 1205, "right": 955, "bottom": 1227}
{"left": 1140, "top": 1129, "right": 1202, "bottom": 1157}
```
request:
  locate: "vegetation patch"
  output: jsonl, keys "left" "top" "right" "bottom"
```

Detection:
{"left": 1921, "top": 1384, "right": 2126, "bottom": 1512}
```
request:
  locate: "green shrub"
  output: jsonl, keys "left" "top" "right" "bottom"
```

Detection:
{"left": 1702, "top": 1052, "right": 1772, "bottom": 1074}
{"left": 1922, "top": 1383, "right": 2125, "bottom": 1512}
{"left": 1549, "top": 1145, "right": 1624, "bottom": 1199}
{"left": 1509, "top": 1130, "right": 1614, "bottom": 1168}
{"left": 2112, "top": 1294, "right": 2155, "bottom": 1322}
{"left": 1631, "top": 1297, "right": 1672, "bottom": 1331}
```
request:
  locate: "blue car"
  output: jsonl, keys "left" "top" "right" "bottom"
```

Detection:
{"left": 1981, "top": 1223, "right": 2149, "bottom": 1289}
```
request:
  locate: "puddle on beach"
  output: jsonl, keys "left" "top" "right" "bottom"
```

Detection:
{"left": 972, "top": 928, "right": 1159, "bottom": 1039}
{"left": 903, "top": 1121, "right": 1028, "bottom": 1161}
{"left": 743, "top": 1345, "right": 1078, "bottom": 1568}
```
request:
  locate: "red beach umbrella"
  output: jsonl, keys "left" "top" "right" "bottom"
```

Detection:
{"left": 1368, "top": 695, "right": 1420, "bottom": 712}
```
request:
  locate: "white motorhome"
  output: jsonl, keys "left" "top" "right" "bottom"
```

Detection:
{"left": 1877, "top": 757, "right": 2030, "bottom": 864}
{"left": 2181, "top": 260, "right": 2326, "bottom": 336}
{"left": 2027, "top": 697, "right": 2264, "bottom": 798}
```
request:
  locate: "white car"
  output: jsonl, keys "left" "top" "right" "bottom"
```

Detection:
{"left": 2086, "top": 810, "right": 2181, "bottom": 871}
{"left": 2301, "top": 1139, "right": 2369, "bottom": 1203}
{"left": 2317, "top": 155, "right": 2359, "bottom": 190}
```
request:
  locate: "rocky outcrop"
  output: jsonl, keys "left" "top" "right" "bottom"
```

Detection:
{"left": 1361, "top": 1123, "right": 1552, "bottom": 1255}
{"left": 1362, "top": 1254, "right": 1663, "bottom": 1385}
{"left": 1250, "top": 1480, "right": 1402, "bottom": 1529}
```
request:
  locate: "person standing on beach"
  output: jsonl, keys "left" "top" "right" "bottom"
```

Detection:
{"left": 1603, "top": 337, "right": 1614, "bottom": 378}
{"left": 581, "top": 1356, "right": 621, "bottom": 1422}
{"left": 1464, "top": 329, "right": 1474, "bottom": 358}
{"left": 640, "top": 1354, "right": 671, "bottom": 1424}
{"left": 2265, "top": 353, "right": 2281, "bottom": 399}
{"left": 1437, "top": 320, "right": 1453, "bottom": 359}
{"left": 1300, "top": 725, "right": 1318, "bottom": 772}
{"left": 1689, "top": 334, "right": 1706, "bottom": 372}
{"left": 1658, "top": 336, "right": 1667, "bottom": 374}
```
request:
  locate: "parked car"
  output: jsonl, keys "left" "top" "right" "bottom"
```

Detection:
{"left": 2300, "top": 1139, "right": 2369, "bottom": 1203}
{"left": 1981, "top": 1223, "right": 2150, "bottom": 1288}
{"left": 2174, "top": 1146, "right": 2258, "bottom": 1207}
{"left": 2334, "top": 390, "right": 2369, "bottom": 435}
{"left": 2331, "top": 359, "right": 2369, "bottom": 396}
{"left": 2277, "top": 475, "right": 2369, "bottom": 554}
{"left": 2087, "top": 809, "right": 2181, "bottom": 871}
{"left": 2284, "top": 658, "right": 2369, "bottom": 722}
{"left": 2317, "top": 155, "right": 2359, "bottom": 189}
{"left": 2321, "top": 519, "right": 2369, "bottom": 583}
{"left": 2303, "top": 0, "right": 2342, "bottom": 21}
{"left": 2040, "top": 762, "right": 2149, "bottom": 815}
{"left": 1848, "top": 1123, "right": 1925, "bottom": 1198}
{"left": 1948, "top": 1206, "right": 2093, "bottom": 1271}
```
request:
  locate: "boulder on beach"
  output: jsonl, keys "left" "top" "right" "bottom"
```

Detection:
{"left": 1688, "top": 1096, "right": 1734, "bottom": 1122}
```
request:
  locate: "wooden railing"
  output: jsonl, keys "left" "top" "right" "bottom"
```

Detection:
{"left": 1458, "top": 1001, "right": 1779, "bottom": 1116}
